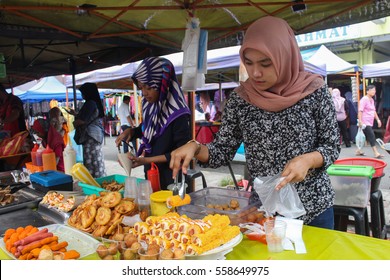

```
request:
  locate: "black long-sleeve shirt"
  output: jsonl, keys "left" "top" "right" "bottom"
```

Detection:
{"left": 133, "top": 114, "right": 191, "bottom": 189}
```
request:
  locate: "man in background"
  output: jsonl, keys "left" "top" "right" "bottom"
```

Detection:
{"left": 117, "top": 95, "right": 135, "bottom": 153}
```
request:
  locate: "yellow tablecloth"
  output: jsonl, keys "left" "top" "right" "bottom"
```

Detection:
{"left": 1, "top": 225, "right": 389, "bottom": 260}
{"left": 227, "top": 225, "right": 390, "bottom": 260}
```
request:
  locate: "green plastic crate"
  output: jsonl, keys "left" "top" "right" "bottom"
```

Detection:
{"left": 327, "top": 165, "right": 375, "bottom": 178}
{"left": 79, "top": 174, "right": 127, "bottom": 196}
{"left": 327, "top": 165, "right": 375, "bottom": 208}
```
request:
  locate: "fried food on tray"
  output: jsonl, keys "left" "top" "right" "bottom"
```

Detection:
{"left": 68, "top": 191, "right": 139, "bottom": 239}
{"left": 130, "top": 213, "right": 240, "bottom": 256}
{"left": 81, "top": 205, "right": 97, "bottom": 228}
{"left": 95, "top": 207, "right": 112, "bottom": 226}
{"left": 100, "top": 180, "right": 125, "bottom": 192}
{"left": 101, "top": 192, "right": 122, "bottom": 208}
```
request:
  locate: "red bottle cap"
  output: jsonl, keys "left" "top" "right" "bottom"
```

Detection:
{"left": 43, "top": 145, "right": 54, "bottom": 154}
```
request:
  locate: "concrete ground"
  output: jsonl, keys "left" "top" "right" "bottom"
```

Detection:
{"left": 102, "top": 136, "right": 390, "bottom": 236}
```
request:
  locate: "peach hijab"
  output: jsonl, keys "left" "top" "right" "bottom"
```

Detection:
{"left": 235, "top": 16, "right": 324, "bottom": 112}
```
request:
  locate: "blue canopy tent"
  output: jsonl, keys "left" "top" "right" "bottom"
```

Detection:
{"left": 15, "top": 76, "right": 82, "bottom": 102}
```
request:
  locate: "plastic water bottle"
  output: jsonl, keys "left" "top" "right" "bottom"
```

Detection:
{"left": 31, "top": 143, "right": 39, "bottom": 166}
{"left": 42, "top": 145, "right": 57, "bottom": 171}
{"left": 35, "top": 144, "right": 45, "bottom": 167}
{"left": 63, "top": 142, "right": 76, "bottom": 176}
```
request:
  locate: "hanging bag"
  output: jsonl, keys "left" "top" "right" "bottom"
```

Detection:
{"left": 355, "top": 126, "right": 366, "bottom": 150}
{"left": 74, "top": 116, "right": 99, "bottom": 145}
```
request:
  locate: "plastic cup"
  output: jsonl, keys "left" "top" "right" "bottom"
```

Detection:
{"left": 138, "top": 247, "right": 159, "bottom": 260}
{"left": 264, "top": 219, "right": 286, "bottom": 253}
{"left": 95, "top": 239, "right": 120, "bottom": 260}
{"left": 159, "top": 248, "right": 186, "bottom": 260}
{"left": 124, "top": 176, "right": 138, "bottom": 200}
{"left": 119, "top": 241, "right": 139, "bottom": 260}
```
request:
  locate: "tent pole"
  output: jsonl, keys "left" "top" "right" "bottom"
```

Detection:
{"left": 69, "top": 57, "right": 77, "bottom": 110}
{"left": 133, "top": 83, "right": 139, "bottom": 150}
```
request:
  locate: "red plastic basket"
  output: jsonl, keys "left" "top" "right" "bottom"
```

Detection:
{"left": 334, "top": 158, "right": 387, "bottom": 178}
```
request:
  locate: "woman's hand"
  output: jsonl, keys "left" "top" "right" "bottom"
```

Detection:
{"left": 275, "top": 152, "right": 322, "bottom": 190}
{"left": 128, "top": 155, "right": 149, "bottom": 168}
{"left": 170, "top": 142, "right": 199, "bottom": 179}
{"left": 115, "top": 128, "right": 133, "bottom": 147}
{"left": 377, "top": 119, "right": 382, "bottom": 128}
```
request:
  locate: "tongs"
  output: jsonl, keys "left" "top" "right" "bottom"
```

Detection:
{"left": 172, "top": 171, "right": 186, "bottom": 199}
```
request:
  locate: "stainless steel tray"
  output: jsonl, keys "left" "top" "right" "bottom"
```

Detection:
{"left": 0, "top": 186, "right": 43, "bottom": 215}
{"left": 0, "top": 208, "right": 55, "bottom": 235}
{"left": 37, "top": 203, "right": 72, "bottom": 224}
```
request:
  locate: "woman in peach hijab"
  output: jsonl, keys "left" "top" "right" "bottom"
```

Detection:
{"left": 170, "top": 16, "right": 340, "bottom": 229}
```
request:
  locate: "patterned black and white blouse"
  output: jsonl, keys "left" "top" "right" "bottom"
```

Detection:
{"left": 203, "top": 85, "right": 341, "bottom": 224}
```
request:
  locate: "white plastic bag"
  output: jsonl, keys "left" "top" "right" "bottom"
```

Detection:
{"left": 254, "top": 173, "right": 306, "bottom": 219}
{"left": 355, "top": 126, "right": 366, "bottom": 150}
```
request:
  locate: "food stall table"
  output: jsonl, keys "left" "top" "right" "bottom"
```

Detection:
{"left": 226, "top": 225, "right": 390, "bottom": 260}
{"left": 1, "top": 224, "right": 390, "bottom": 260}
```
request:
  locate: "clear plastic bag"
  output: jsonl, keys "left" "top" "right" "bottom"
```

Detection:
{"left": 253, "top": 173, "right": 306, "bottom": 219}
{"left": 355, "top": 126, "right": 366, "bottom": 150}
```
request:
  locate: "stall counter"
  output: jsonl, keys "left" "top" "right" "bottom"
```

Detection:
{"left": 227, "top": 225, "right": 390, "bottom": 260}
{"left": 1, "top": 224, "right": 389, "bottom": 260}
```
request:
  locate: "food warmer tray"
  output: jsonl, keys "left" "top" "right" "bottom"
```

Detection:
{"left": 0, "top": 186, "right": 43, "bottom": 215}
{"left": 0, "top": 208, "right": 56, "bottom": 236}
{"left": 37, "top": 203, "right": 72, "bottom": 224}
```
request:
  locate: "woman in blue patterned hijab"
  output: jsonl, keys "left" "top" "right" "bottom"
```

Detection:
{"left": 131, "top": 57, "right": 191, "bottom": 156}
{"left": 116, "top": 57, "right": 191, "bottom": 190}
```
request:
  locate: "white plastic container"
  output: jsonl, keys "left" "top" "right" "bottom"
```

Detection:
{"left": 63, "top": 143, "right": 76, "bottom": 176}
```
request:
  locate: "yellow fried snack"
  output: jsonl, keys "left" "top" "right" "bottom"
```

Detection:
{"left": 166, "top": 194, "right": 191, "bottom": 208}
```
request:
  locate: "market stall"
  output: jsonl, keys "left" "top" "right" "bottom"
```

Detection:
{"left": 1, "top": 165, "right": 390, "bottom": 261}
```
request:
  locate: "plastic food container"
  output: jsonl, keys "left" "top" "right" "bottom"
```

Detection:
{"left": 30, "top": 171, "right": 73, "bottom": 193}
{"left": 327, "top": 165, "right": 375, "bottom": 208}
{"left": 334, "top": 158, "right": 386, "bottom": 178}
{"left": 150, "top": 190, "right": 173, "bottom": 216}
{"left": 78, "top": 174, "right": 127, "bottom": 196}
{"left": 177, "top": 187, "right": 262, "bottom": 225}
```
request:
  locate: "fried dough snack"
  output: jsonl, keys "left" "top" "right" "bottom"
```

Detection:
{"left": 101, "top": 180, "right": 125, "bottom": 192}
{"left": 68, "top": 191, "right": 138, "bottom": 239}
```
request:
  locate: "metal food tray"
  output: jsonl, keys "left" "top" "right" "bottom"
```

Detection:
{"left": 0, "top": 186, "right": 43, "bottom": 215}
{"left": 37, "top": 203, "right": 72, "bottom": 224}
{"left": 0, "top": 208, "right": 56, "bottom": 235}
{"left": 177, "top": 187, "right": 262, "bottom": 225}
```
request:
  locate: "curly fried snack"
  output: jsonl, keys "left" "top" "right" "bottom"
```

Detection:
{"left": 101, "top": 192, "right": 122, "bottom": 208}
{"left": 95, "top": 207, "right": 112, "bottom": 226}
{"left": 114, "top": 200, "right": 135, "bottom": 215}
{"left": 81, "top": 205, "right": 97, "bottom": 229}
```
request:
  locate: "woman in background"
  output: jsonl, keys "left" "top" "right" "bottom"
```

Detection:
{"left": 70, "top": 83, "right": 106, "bottom": 177}
{"left": 48, "top": 107, "right": 66, "bottom": 172}
{"left": 332, "top": 88, "right": 351, "bottom": 148}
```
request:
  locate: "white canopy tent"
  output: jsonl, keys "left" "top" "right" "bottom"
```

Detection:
{"left": 306, "top": 45, "right": 358, "bottom": 74}
{"left": 64, "top": 46, "right": 328, "bottom": 88}
{"left": 362, "top": 61, "right": 390, "bottom": 78}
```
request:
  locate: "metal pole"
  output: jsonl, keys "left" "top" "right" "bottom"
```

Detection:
{"left": 69, "top": 57, "right": 77, "bottom": 110}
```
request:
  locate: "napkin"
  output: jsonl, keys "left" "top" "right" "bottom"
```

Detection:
{"left": 276, "top": 216, "right": 307, "bottom": 254}
{"left": 118, "top": 152, "right": 133, "bottom": 176}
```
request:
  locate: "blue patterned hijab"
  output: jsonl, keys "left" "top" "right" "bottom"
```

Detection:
{"left": 132, "top": 57, "right": 190, "bottom": 156}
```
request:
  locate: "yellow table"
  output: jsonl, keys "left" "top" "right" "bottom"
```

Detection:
{"left": 1, "top": 225, "right": 389, "bottom": 260}
{"left": 227, "top": 225, "right": 390, "bottom": 260}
